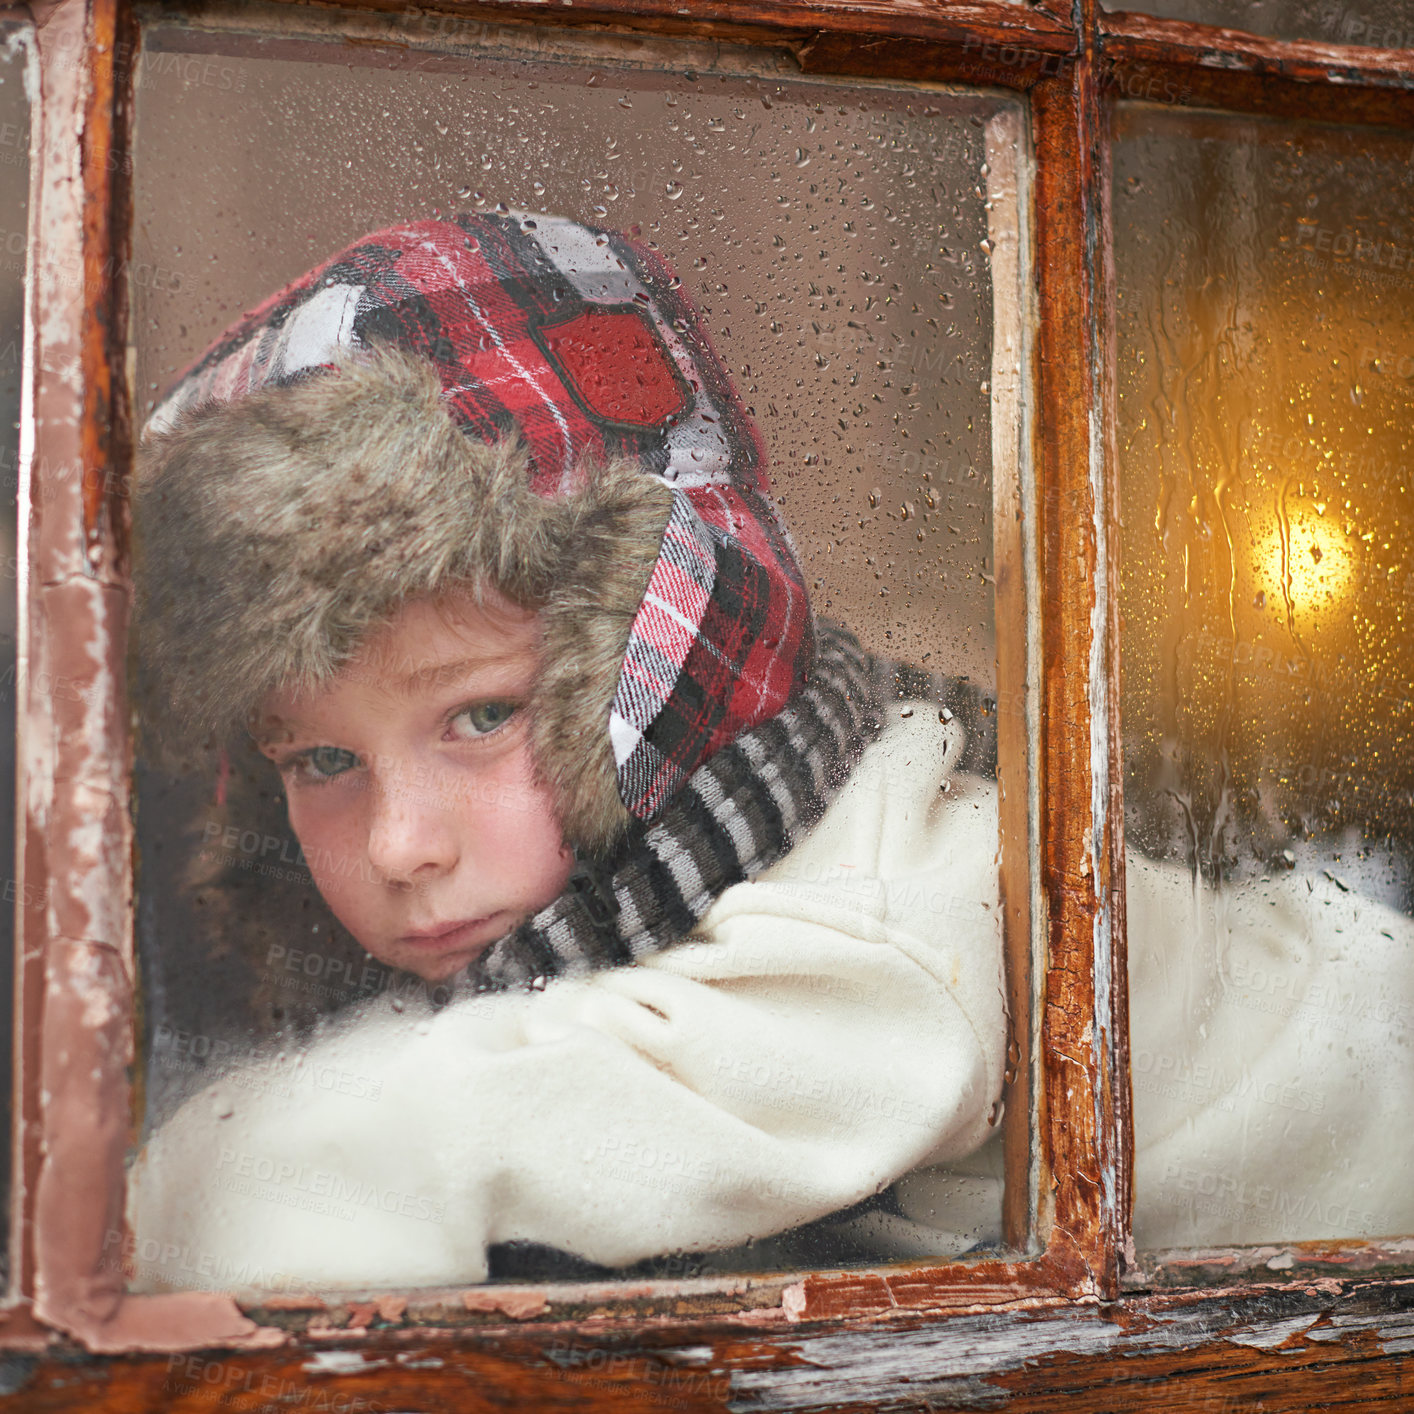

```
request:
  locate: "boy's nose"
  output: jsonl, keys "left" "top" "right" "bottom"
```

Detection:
{"left": 364, "top": 772, "right": 459, "bottom": 883}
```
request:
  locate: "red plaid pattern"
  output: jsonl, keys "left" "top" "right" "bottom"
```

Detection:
{"left": 148, "top": 212, "right": 813, "bottom": 822}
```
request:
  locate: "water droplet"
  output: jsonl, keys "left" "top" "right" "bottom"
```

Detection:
{"left": 390, "top": 996, "right": 405, "bottom": 1013}
{"left": 900, "top": 706, "right": 914, "bottom": 719}
{"left": 665, "top": 181, "right": 684, "bottom": 201}
{"left": 794, "top": 148, "right": 811, "bottom": 168}
{"left": 939, "top": 707, "right": 954, "bottom": 723}
{"left": 212, "top": 1093, "right": 234, "bottom": 1121}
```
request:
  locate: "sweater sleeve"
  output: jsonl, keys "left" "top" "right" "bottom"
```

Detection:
{"left": 126, "top": 713, "right": 1005, "bottom": 1292}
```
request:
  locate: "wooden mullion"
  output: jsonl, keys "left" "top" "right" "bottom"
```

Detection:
{"left": 1029, "top": 12, "right": 1126, "bottom": 1297}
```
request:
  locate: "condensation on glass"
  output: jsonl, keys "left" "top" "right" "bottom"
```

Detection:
{"left": 125, "top": 15, "right": 1027, "bottom": 1292}
{"left": 0, "top": 24, "right": 27, "bottom": 1292}
{"left": 1101, "top": 0, "right": 1414, "bottom": 46}
{"left": 1114, "top": 103, "right": 1414, "bottom": 1251}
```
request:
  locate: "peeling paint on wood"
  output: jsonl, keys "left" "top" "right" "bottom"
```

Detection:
{"left": 0, "top": 1279, "right": 1412, "bottom": 1409}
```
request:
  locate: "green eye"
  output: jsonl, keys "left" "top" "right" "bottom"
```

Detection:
{"left": 452, "top": 701, "right": 517, "bottom": 737}
{"left": 304, "top": 746, "right": 358, "bottom": 779}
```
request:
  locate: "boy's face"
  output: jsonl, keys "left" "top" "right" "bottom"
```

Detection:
{"left": 254, "top": 589, "right": 575, "bottom": 982}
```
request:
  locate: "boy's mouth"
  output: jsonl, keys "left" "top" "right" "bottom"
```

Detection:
{"left": 398, "top": 915, "right": 503, "bottom": 953}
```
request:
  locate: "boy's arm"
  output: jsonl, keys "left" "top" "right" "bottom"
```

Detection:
{"left": 127, "top": 717, "right": 1006, "bottom": 1292}
{"left": 127, "top": 914, "right": 996, "bottom": 1289}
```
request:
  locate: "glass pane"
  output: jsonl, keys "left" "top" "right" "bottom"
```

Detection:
{"left": 0, "top": 25, "right": 27, "bottom": 1291}
{"left": 126, "top": 18, "right": 1026, "bottom": 1293}
{"left": 1116, "top": 104, "right": 1414, "bottom": 1251}
{"left": 1101, "top": 0, "right": 1414, "bottom": 45}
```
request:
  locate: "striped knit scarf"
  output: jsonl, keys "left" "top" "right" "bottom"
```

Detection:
{"left": 462, "top": 622, "right": 997, "bottom": 992}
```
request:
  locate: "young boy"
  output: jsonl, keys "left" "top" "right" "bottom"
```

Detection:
{"left": 127, "top": 212, "right": 1010, "bottom": 1289}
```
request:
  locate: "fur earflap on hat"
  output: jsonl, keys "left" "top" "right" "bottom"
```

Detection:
{"left": 136, "top": 343, "right": 672, "bottom": 856}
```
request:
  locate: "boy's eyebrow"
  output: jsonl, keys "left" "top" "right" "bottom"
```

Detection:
{"left": 380, "top": 649, "right": 527, "bottom": 694}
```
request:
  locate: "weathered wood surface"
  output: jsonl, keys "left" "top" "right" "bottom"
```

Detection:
{"left": 1101, "top": 11, "right": 1414, "bottom": 129}
{"left": 0, "top": 1278, "right": 1412, "bottom": 1409}
{"left": 288, "top": 0, "right": 1077, "bottom": 51}
{"left": 1031, "top": 51, "right": 1124, "bottom": 1301}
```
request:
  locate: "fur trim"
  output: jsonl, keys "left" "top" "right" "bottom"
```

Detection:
{"left": 135, "top": 344, "right": 674, "bottom": 855}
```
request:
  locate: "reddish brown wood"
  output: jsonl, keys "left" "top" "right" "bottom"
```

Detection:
{"left": 1103, "top": 6, "right": 1414, "bottom": 78}
{"left": 289, "top": 0, "right": 1077, "bottom": 53}
{"left": 0, "top": 1277, "right": 1412, "bottom": 1410}
{"left": 1031, "top": 47, "right": 1126, "bottom": 1300}
{"left": 1101, "top": 11, "right": 1414, "bottom": 128}
{"left": 1130, "top": 1238, "right": 1414, "bottom": 1290}
{"left": 789, "top": 29, "right": 1074, "bottom": 88}
{"left": 158, "top": 0, "right": 1078, "bottom": 89}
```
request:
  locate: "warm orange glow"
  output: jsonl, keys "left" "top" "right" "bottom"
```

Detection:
{"left": 1253, "top": 503, "right": 1357, "bottom": 620}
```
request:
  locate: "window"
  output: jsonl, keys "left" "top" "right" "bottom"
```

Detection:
{"left": 5, "top": 0, "right": 1412, "bottom": 1403}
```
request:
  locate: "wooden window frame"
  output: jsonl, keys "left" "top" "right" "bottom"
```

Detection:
{"left": 0, "top": 0, "right": 1411, "bottom": 1403}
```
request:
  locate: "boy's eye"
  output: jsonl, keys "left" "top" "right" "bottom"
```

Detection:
{"left": 302, "top": 746, "right": 359, "bottom": 779}
{"left": 450, "top": 701, "right": 517, "bottom": 738}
